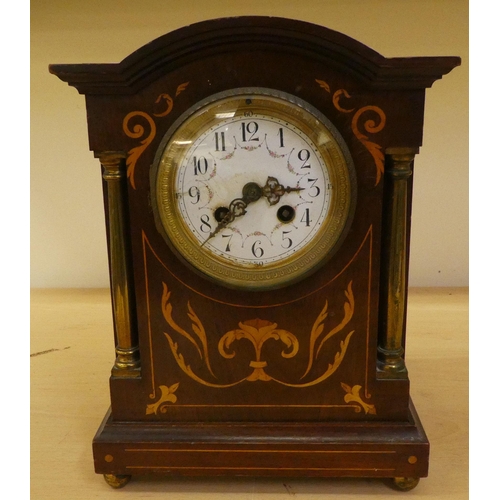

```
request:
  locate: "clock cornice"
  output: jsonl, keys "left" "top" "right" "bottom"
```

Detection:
{"left": 49, "top": 16, "right": 460, "bottom": 95}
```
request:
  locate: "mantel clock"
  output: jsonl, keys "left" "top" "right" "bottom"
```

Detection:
{"left": 50, "top": 17, "right": 460, "bottom": 491}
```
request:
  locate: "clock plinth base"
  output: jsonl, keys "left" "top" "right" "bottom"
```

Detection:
{"left": 93, "top": 399, "right": 429, "bottom": 488}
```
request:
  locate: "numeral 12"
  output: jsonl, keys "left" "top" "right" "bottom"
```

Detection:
{"left": 241, "top": 121, "right": 259, "bottom": 142}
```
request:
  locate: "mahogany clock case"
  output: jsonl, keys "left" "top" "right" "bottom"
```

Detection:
{"left": 49, "top": 17, "right": 460, "bottom": 486}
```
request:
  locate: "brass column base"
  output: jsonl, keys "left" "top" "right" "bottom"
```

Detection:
{"left": 111, "top": 346, "right": 141, "bottom": 377}
{"left": 376, "top": 345, "right": 408, "bottom": 378}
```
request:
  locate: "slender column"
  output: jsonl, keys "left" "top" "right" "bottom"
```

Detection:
{"left": 377, "top": 148, "right": 417, "bottom": 378}
{"left": 98, "top": 151, "right": 140, "bottom": 377}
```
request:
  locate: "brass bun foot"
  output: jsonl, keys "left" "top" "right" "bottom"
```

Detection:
{"left": 103, "top": 474, "right": 131, "bottom": 488}
{"left": 392, "top": 477, "right": 420, "bottom": 491}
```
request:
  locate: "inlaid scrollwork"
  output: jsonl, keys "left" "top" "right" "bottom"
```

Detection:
{"left": 146, "top": 383, "right": 179, "bottom": 415}
{"left": 122, "top": 111, "right": 156, "bottom": 189}
{"left": 302, "top": 281, "right": 354, "bottom": 378}
{"left": 351, "top": 106, "right": 386, "bottom": 185}
{"left": 316, "top": 79, "right": 386, "bottom": 185}
{"left": 341, "top": 382, "right": 376, "bottom": 414}
{"left": 160, "top": 281, "right": 356, "bottom": 389}
{"left": 122, "top": 82, "right": 190, "bottom": 189}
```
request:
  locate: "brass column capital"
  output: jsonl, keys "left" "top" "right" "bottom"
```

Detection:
{"left": 387, "top": 155, "right": 413, "bottom": 179}
{"left": 99, "top": 151, "right": 128, "bottom": 180}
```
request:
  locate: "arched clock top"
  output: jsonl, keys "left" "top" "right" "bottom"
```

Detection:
{"left": 49, "top": 16, "right": 460, "bottom": 95}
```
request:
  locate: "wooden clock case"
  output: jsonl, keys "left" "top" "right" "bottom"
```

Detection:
{"left": 50, "top": 17, "right": 460, "bottom": 490}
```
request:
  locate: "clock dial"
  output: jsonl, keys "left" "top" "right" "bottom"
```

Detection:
{"left": 179, "top": 118, "right": 330, "bottom": 263}
{"left": 153, "top": 89, "right": 355, "bottom": 290}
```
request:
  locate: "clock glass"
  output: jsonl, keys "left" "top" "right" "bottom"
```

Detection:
{"left": 152, "top": 88, "right": 356, "bottom": 290}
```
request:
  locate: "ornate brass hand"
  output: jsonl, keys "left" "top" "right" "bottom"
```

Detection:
{"left": 202, "top": 176, "right": 303, "bottom": 246}
{"left": 261, "top": 176, "right": 303, "bottom": 206}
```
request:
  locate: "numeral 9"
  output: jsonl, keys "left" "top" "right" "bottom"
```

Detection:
{"left": 188, "top": 186, "right": 200, "bottom": 204}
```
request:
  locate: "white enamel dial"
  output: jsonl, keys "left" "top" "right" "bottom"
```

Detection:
{"left": 178, "top": 116, "right": 330, "bottom": 265}
{"left": 153, "top": 89, "right": 355, "bottom": 290}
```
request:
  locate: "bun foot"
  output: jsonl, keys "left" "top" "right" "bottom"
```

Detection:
{"left": 103, "top": 474, "right": 131, "bottom": 488}
{"left": 392, "top": 477, "right": 420, "bottom": 491}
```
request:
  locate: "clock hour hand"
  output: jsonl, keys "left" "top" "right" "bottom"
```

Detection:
{"left": 201, "top": 177, "right": 303, "bottom": 246}
{"left": 201, "top": 182, "right": 261, "bottom": 246}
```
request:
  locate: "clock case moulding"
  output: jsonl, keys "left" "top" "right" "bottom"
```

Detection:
{"left": 50, "top": 16, "right": 460, "bottom": 490}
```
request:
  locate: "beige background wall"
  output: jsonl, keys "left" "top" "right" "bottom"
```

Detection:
{"left": 31, "top": 0, "right": 468, "bottom": 288}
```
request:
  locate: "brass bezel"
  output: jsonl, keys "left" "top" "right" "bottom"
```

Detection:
{"left": 151, "top": 88, "right": 356, "bottom": 290}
